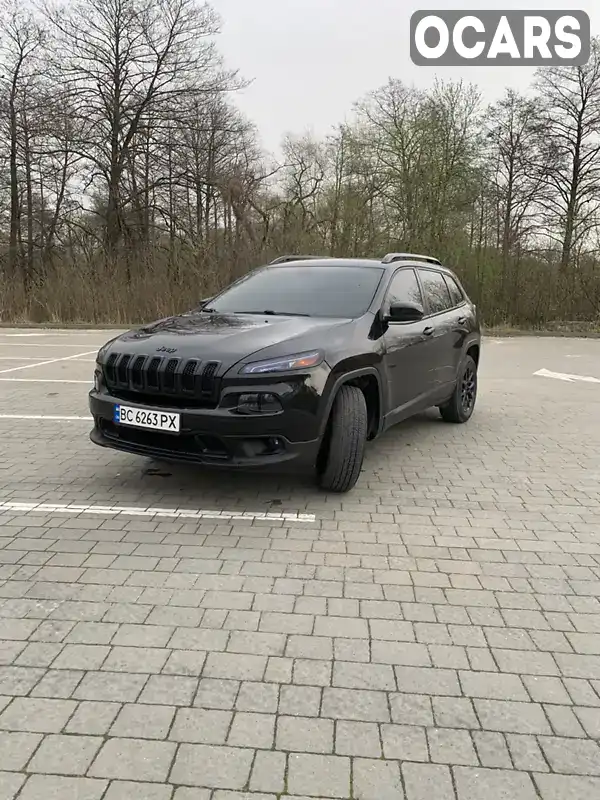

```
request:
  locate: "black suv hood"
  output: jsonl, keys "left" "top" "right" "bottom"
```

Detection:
{"left": 104, "top": 311, "right": 352, "bottom": 371}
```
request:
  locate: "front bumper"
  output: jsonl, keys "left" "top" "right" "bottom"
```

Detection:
{"left": 89, "top": 390, "right": 321, "bottom": 472}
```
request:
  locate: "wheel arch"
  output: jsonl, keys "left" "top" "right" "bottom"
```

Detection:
{"left": 466, "top": 342, "right": 480, "bottom": 366}
{"left": 319, "top": 367, "right": 383, "bottom": 441}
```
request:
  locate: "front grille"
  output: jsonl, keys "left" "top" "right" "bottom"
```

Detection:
{"left": 182, "top": 359, "right": 199, "bottom": 391}
{"left": 117, "top": 354, "right": 131, "bottom": 384}
{"left": 201, "top": 361, "right": 218, "bottom": 394}
{"left": 147, "top": 357, "right": 161, "bottom": 389}
{"left": 131, "top": 356, "right": 145, "bottom": 389}
{"left": 163, "top": 358, "right": 178, "bottom": 391}
{"left": 102, "top": 353, "right": 221, "bottom": 406}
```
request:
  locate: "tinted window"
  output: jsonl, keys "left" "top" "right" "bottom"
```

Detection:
{"left": 419, "top": 269, "right": 452, "bottom": 314}
{"left": 386, "top": 268, "right": 423, "bottom": 309}
{"left": 208, "top": 266, "right": 384, "bottom": 318}
{"left": 444, "top": 274, "right": 464, "bottom": 307}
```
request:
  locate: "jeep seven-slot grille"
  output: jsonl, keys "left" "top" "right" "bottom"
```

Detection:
{"left": 182, "top": 360, "right": 198, "bottom": 391}
{"left": 103, "top": 353, "right": 221, "bottom": 406}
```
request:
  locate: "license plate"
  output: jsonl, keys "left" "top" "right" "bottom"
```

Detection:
{"left": 114, "top": 405, "right": 180, "bottom": 433}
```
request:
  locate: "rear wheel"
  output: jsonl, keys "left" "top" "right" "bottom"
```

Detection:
{"left": 439, "top": 355, "right": 478, "bottom": 423}
{"left": 318, "top": 385, "right": 367, "bottom": 492}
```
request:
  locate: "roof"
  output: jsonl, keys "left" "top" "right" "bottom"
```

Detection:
{"left": 269, "top": 258, "right": 383, "bottom": 268}
{"left": 266, "top": 256, "right": 454, "bottom": 274}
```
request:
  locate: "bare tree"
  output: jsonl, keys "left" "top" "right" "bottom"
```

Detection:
{"left": 280, "top": 134, "right": 329, "bottom": 248}
{"left": 0, "top": 0, "right": 44, "bottom": 277}
{"left": 353, "top": 79, "right": 480, "bottom": 255}
{"left": 486, "top": 88, "right": 550, "bottom": 308}
{"left": 535, "top": 38, "right": 600, "bottom": 273}
{"left": 1, "top": 7, "right": 600, "bottom": 330}
{"left": 45, "top": 0, "right": 239, "bottom": 257}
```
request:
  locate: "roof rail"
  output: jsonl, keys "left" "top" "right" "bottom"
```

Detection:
{"left": 382, "top": 252, "right": 442, "bottom": 266}
{"left": 269, "top": 255, "right": 326, "bottom": 265}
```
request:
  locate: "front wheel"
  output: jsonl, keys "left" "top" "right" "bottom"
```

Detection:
{"left": 439, "top": 355, "right": 478, "bottom": 423}
{"left": 318, "top": 385, "right": 367, "bottom": 492}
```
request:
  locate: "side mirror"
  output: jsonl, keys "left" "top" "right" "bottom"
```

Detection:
{"left": 199, "top": 297, "right": 213, "bottom": 307}
{"left": 385, "top": 301, "right": 424, "bottom": 323}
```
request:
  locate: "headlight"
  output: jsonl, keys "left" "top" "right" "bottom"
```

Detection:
{"left": 240, "top": 351, "right": 323, "bottom": 375}
{"left": 94, "top": 361, "right": 103, "bottom": 391}
{"left": 97, "top": 337, "right": 118, "bottom": 363}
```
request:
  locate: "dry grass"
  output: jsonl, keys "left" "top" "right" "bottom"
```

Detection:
{"left": 0, "top": 256, "right": 230, "bottom": 325}
{"left": 1, "top": 250, "right": 600, "bottom": 332}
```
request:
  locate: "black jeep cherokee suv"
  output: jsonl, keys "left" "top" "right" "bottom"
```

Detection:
{"left": 90, "top": 253, "right": 481, "bottom": 492}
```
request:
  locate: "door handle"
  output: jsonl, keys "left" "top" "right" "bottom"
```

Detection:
{"left": 423, "top": 327, "right": 434, "bottom": 336}
{"left": 457, "top": 316, "right": 467, "bottom": 325}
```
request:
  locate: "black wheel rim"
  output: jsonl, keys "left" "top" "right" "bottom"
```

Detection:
{"left": 461, "top": 367, "right": 476, "bottom": 413}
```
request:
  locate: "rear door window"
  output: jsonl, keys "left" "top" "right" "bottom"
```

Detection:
{"left": 418, "top": 269, "right": 453, "bottom": 315}
{"left": 444, "top": 274, "right": 465, "bottom": 307}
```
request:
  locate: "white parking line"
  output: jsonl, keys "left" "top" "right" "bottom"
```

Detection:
{"left": 0, "top": 414, "right": 90, "bottom": 421}
{"left": 0, "top": 378, "right": 91, "bottom": 384}
{"left": 0, "top": 330, "right": 120, "bottom": 336}
{"left": 534, "top": 368, "right": 600, "bottom": 384}
{"left": 0, "top": 343, "right": 103, "bottom": 348}
{"left": 0, "top": 351, "right": 97, "bottom": 375}
{"left": 0, "top": 356, "right": 94, "bottom": 361}
{"left": 0, "top": 500, "right": 316, "bottom": 523}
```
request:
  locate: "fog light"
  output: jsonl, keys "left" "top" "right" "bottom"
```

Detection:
{"left": 238, "top": 437, "right": 285, "bottom": 458}
{"left": 237, "top": 393, "right": 282, "bottom": 414}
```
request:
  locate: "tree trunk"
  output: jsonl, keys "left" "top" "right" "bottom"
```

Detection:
{"left": 8, "top": 62, "right": 23, "bottom": 278}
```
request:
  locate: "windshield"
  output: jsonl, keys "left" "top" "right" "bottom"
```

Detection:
{"left": 207, "top": 265, "right": 384, "bottom": 318}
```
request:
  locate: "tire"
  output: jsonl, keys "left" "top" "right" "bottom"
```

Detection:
{"left": 439, "top": 355, "right": 478, "bottom": 423}
{"left": 318, "top": 385, "right": 367, "bottom": 493}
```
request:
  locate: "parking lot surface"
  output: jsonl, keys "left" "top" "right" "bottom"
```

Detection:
{"left": 0, "top": 328, "right": 600, "bottom": 800}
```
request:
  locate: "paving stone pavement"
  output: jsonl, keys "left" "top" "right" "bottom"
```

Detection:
{"left": 0, "top": 330, "right": 600, "bottom": 798}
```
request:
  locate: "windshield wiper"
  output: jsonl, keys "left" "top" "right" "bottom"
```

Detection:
{"left": 233, "top": 310, "right": 311, "bottom": 317}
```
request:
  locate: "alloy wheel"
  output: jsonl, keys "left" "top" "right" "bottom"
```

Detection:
{"left": 461, "top": 366, "right": 476, "bottom": 413}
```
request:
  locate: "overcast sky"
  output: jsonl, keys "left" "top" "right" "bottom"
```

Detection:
{"left": 212, "top": 0, "right": 599, "bottom": 155}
